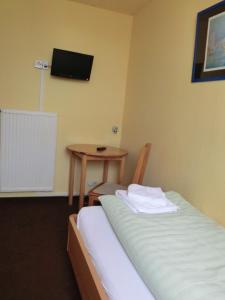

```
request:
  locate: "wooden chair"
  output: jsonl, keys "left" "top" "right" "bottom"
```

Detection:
{"left": 88, "top": 143, "right": 151, "bottom": 206}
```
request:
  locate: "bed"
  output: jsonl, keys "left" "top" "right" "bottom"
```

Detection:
{"left": 67, "top": 192, "right": 225, "bottom": 300}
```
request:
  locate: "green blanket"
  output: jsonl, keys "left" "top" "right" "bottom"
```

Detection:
{"left": 100, "top": 192, "right": 225, "bottom": 300}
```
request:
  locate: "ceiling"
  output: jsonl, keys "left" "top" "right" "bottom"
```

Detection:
{"left": 69, "top": 0, "right": 150, "bottom": 15}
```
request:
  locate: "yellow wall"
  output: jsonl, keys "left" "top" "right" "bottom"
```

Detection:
{"left": 0, "top": 0, "right": 132, "bottom": 196}
{"left": 2, "top": 0, "right": 224, "bottom": 225}
{"left": 121, "top": 0, "right": 225, "bottom": 225}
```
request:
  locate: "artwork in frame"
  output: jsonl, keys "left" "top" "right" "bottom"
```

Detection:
{"left": 192, "top": 0, "right": 225, "bottom": 82}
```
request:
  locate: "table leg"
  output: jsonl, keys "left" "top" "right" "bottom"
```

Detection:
{"left": 118, "top": 156, "right": 126, "bottom": 184}
{"left": 68, "top": 153, "right": 75, "bottom": 205}
{"left": 103, "top": 161, "right": 109, "bottom": 183}
{"left": 79, "top": 155, "right": 87, "bottom": 209}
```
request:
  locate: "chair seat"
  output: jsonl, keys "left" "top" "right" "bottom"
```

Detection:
{"left": 91, "top": 182, "right": 127, "bottom": 196}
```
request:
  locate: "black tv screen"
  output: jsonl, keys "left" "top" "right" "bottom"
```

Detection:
{"left": 51, "top": 48, "right": 94, "bottom": 81}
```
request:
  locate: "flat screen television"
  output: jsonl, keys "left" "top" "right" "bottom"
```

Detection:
{"left": 51, "top": 48, "right": 94, "bottom": 81}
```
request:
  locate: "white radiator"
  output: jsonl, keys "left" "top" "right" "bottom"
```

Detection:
{"left": 0, "top": 109, "right": 57, "bottom": 192}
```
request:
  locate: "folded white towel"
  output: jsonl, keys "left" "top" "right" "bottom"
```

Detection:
{"left": 115, "top": 189, "right": 178, "bottom": 214}
{"left": 128, "top": 184, "right": 168, "bottom": 208}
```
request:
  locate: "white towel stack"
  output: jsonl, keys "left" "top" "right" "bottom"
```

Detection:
{"left": 115, "top": 184, "right": 178, "bottom": 214}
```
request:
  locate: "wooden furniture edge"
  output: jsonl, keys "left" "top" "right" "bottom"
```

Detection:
{"left": 67, "top": 214, "right": 108, "bottom": 300}
{"left": 67, "top": 145, "right": 128, "bottom": 206}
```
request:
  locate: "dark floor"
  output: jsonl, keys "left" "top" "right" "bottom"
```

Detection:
{"left": 0, "top": 197, "right": 82, "bottom": 300}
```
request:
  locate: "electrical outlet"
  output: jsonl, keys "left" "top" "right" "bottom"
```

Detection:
{"left": 34, "top": 60, "right": 43, "bottom": 69}
{"left": 42, "top": 61, "right": 49, "bottom": 69}
{"left": 112, "top": 126, "right": 119, "bottom": 134}
{"left": 34, "top": 60, "right": 49, "bottom": 69}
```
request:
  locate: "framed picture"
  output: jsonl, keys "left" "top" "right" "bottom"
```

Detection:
{"left": 192, "top": 1, "right": 225, "bottom": 82}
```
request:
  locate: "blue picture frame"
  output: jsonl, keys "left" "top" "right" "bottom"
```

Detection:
{"left": 192, "top": 0, "right": 225, "bottom": 82}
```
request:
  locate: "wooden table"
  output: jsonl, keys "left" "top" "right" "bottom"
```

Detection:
{"left": 67, "top": 144, "right": 128, "bottom": 208}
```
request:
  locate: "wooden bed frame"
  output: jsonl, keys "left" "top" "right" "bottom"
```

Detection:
{"left": 67, "top": 214, "right": 108, "bottom": 300}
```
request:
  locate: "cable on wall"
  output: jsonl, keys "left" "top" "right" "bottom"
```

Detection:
{"left": 34, "top": 60, "right": 49, "bottom": 112}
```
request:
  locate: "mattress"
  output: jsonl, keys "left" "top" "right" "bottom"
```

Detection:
{"left": 100, "top": 192, "right": 225, "bottom": 300}
{"left": 77, "top": 206, "right": 155, "bottom": 300}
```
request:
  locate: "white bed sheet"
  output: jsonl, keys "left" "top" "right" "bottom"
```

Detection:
{"left": 77, "top": 206, "right": 155, "bottom": 300}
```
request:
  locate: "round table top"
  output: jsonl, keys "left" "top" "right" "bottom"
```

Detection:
{"left": 67, "top": 144, "right": 128, "bottom": 158}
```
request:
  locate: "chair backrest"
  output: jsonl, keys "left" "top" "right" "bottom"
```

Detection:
{"left": 131, "top": 143, "right": 151, "bottom": 184}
